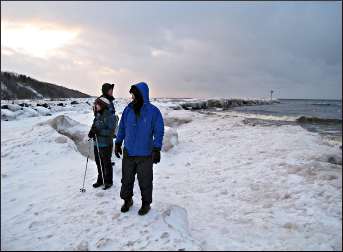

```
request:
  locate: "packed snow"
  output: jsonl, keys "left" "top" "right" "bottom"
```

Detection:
{"left": 1, "top": 98, "right": 342, "bottom": 250}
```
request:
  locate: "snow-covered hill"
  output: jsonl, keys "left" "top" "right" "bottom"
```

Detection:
{"left": 1, "top": 71, "right": 90, "bottom": 100}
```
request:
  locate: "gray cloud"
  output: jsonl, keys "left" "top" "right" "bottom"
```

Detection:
{"left": 1, "top": 1, "right": 341, "bottom": 99}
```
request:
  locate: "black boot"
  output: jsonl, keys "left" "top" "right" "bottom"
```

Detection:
{"left": 121, "top": 198, "right": 133, "bottom": 213}
{"left": 138, "top": 203, "right": 151, "bottom": 216}
{"left": 92, "top": 181, "right": 103, "bottom": 188}
{"left": 103, "top": 184, "right": 113, "bottom": 190}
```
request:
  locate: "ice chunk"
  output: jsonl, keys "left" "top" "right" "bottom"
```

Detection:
{"left": 164, "top": 115, "right": 192, "bottom": 127}
{"left": 34, "top": 106, "right": 51, "bottom": 116}
{"left": 1, "top": 109, "right": 17, "bottom": 121}
{"left": 6, "top": 104, "right": 22, "bottom": 112}
{"left": 44, "top": 115, "right": 94, "bottom": 159}
{"left": 22, "top": 107, "right": 39, "bottom": 117}
{"left": 162, "top": 205, "right": 190, "bottom": 235}
{"left": 162, "top": 127, "right": 178, "bottom": 152}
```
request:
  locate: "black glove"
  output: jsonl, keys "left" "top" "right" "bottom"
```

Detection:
{"left": 88, "top": 126, "right": 95, "bottom": 139}
{"left": 92, "top": 127, "right": 100, "bottom": 137}
{"left": 115, "top": 143, "right": 122, "bottom": 158}
{"left": 152, "top": 148, "right": 161, "bottom": 164}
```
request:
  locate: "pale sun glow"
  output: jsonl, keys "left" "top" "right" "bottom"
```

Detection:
{"left": 1, "top": 20, "right": 80, "bottom": 58}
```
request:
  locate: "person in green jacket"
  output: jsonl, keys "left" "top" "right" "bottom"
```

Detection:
{"left": 88, "top": 97, "right": 116, "bottom": 190}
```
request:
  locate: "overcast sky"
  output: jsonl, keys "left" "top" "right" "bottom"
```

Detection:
{"left": 1, "top": 1, "right": 342, "bottom": 99}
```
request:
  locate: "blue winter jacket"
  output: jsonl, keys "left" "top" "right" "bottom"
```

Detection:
{"left": 115, "top": 82, "right": 164, "bottom": 156}
{"left": 93, "top": 109, "right": 116, "bottom": 147}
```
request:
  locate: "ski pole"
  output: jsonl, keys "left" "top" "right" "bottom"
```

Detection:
{"left": 94, "top": 134, "right": 105, "bottom": 187}
{"left": 80, "top": 139, "right": 92, "bottom": 193}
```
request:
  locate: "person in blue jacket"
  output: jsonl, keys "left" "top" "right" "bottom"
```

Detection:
{"left": 115, "top": 82, "right": 164, "bottom": 215}
{"left": 88, "top": 97, "right": 116, "bottom": 190}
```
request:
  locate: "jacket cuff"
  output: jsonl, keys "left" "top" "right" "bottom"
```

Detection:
{"left": 153, "top": 147, "right": 161, "bottom": 151}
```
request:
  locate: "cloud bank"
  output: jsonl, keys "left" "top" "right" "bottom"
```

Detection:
{"left": 1, "top": 2, "right": 341, "bottom": 99}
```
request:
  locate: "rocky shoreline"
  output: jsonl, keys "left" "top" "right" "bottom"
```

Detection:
{"left": 1, "top": 99, "right": 93, "bottom": 121}
{"left": 179, "top": 98, "right": 280, "bottom": 110}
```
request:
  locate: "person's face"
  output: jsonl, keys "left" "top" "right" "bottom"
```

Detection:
{"left": 131, "top": 92, "right": 135, "bottom": 101}
{"left": 107, "top": 88, "right": 113, "bottom": 97}
{"left": 95, "top": 104, "right": 101, "bottom": 111}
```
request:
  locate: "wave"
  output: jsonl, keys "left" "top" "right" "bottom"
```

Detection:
{"left": 311, "top": 103, "right": 332, "bottom": 106}
{"left": 228, "top": 111, "right": 342, "bottom": 125}
{"left": 311, "top": 103, "right": 342, "bottom": 107}
{"left": 296, "top": 116, "right": 342, "bottom": 124}
{"left": 230, "top": 111, "right": 299, "bottom": 122}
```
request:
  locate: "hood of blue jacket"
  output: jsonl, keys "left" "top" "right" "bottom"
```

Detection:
{"left": 133, "top": 82, "right": 149, "bottom": 104}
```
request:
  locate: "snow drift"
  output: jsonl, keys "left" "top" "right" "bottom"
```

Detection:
{"left": 163, "top": 127, "right": 179, "bottom": 152}
{"left": 43, "top": 114, "right": 179, "bottom": 154}
{"left": 70, "top": 204, "right": 201, "bottom": 251}
{"left": 164, "top": 115, "right": 192, "bottom": 128}
{"left": 40, "top": 115, "right": 94, "bottom": 160}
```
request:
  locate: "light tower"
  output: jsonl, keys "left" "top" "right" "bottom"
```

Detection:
{"left": 270, "top": 90, "right": 274, "bottom": 101}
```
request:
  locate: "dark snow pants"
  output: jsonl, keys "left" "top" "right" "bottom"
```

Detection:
{"left": 94, "top": 145, "right": 113, "bottom": 185}
{"left": 120, "top": 148, "right": 153, "bottom": 204}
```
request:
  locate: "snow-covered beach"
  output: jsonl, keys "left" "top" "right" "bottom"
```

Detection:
{"left": 1, "top": 98, "right": 342, "bottom": 250}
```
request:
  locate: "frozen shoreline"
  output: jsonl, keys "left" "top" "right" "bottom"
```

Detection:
{"left": 1, "top": 97, "right": 280, "bottom": 121}
{"left": 180, "top": 98, "right": 280, "bottom": 110}
{"left": 1, "top": 98, "right": 342, "bottom": 250}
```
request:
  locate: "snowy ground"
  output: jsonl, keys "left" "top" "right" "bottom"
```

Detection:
{"left": 1, "top": 98, "right": 342, "bottom": 250}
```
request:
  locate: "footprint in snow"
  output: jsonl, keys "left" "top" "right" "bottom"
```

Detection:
{"left": 45, "top": 234, "right": 53, "bottom": 239}
{"left": 25, "top": 203, "right": 34, "bottom": 213}
{"left": 96, "top": 210, "right": 104, "bottom": 215}
{"left": 95, "top": 192, "right": 104, "bottom": 197}
{"left": 220, "top": 190, "right": 228, "bottom": 195}
{"left": 96, "top": 238, "right": 112, "bottom": 248}
{"left": 126, "top": 240, "right": 135, "bottom": 247}
{"left": 140, "top": 229, "right": 149, "bottom": 235}
{"left": 75, "top": 240, "right": 88, "bottom": 251}
{"left": 161, "top": 232, "right": 170, "bottom": 239}
{"left": 28, "top": 221, "right": 42, "bottom": 230}
{"left": 112, "top": 213, "right": 120, "bottom": 220}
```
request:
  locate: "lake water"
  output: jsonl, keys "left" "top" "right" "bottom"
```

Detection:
{"left": 233, "top": 99, "right": 342, "bottom": 141}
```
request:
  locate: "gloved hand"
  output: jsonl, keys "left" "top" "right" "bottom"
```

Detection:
{"left": 92, "top": 126, "right": 100, "bottom": 137}
{"left": 88, "top": 126, "right": 96, "bottom": 139}
{"left": 152, "top": 148, "right": 161, "bottom": 164}
{"left": 115, "top": 143, "right": 122, "bottom": 158}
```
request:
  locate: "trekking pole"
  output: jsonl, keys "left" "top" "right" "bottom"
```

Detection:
{"left": 94, "top": 134, "right": 105, "bottom": 187}
{"left": 80, "top": 139, "right": 92, "bottom": 193}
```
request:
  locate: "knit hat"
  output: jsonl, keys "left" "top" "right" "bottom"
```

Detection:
{"left": 102, "top": 83, "right": 115, "bottom": 95}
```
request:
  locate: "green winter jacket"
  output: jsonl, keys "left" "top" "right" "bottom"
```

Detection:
{"left": 92, "top": 109, "right": 116, "bottom": 147}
